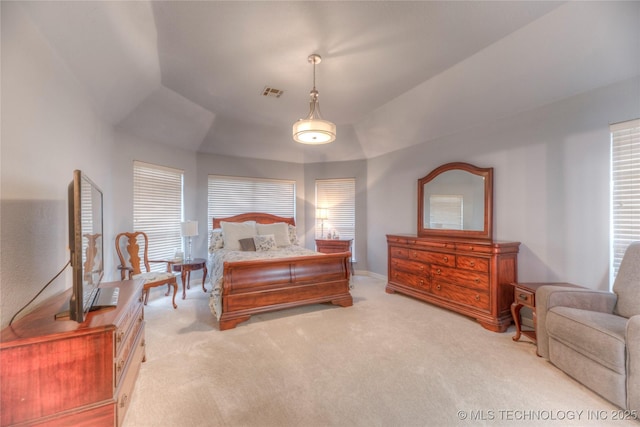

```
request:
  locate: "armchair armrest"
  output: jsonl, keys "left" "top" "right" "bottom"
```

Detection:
{"left": 627, "top": 315, "right": 640, "bottom": 412}
{"left": 149, "top": 259, "right": 176, "bottom": 273}
{"left": 536, "top": 286, "right": 617, "bottom": 359}
{"left": 117, "top": 265, "right": 133, "bottom": 281}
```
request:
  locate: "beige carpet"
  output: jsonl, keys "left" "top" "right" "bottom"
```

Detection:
{"left": 124, "top": 275, "right": 636, "bottom": 427}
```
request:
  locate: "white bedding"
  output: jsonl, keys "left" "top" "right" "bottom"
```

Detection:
{"left": 207, "top": 245, "right": 321, "bottom": 320}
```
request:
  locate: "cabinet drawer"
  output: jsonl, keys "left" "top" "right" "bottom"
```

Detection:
{"left": 390, "top": 246, "right": 409, "bottom": 259}
{"left": 514, "top": 288, "right": 535, "bottom": 308}
{"left": 457, "top": 256, "right": 489, "bottom": 272}
{"left": 115, "top": 326, "right": 145, "bottom": 427}
{"left": 115, "top": 299, "right": 144, "bottom": 357}
{"left": 115, "top": 312, "right": 144, "bottom": 387}
{"left": 409, "top": 250, "right": 455, "bottom": 267}
{"left": 390, "top": 258, "right": 428, "bottom": 274}
{"left": 432, "top": 265, "right": 489, "bottom": 290}
{"left": 432, "top": 281, "right": 490, "bottom": 311}
{"left": 389, "top": 268, "right": 430, "bottom": 291}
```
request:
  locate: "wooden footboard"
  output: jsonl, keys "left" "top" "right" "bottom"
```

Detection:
{"left": 219, "top": 252, "right": 352, "bottom": 330}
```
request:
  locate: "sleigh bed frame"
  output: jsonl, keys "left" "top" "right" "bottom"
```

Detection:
{"left": 212, "top": 213, "right": 353, "bottom": 330}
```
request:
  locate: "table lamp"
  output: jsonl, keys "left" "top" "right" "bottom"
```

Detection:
{"left": 316, "top": 208, "right": 329, "bottom": 239}
{"left": 180, "top": 220, "right": 198, "bottom": 262}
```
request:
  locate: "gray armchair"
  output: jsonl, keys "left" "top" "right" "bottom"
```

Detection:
{"left": 537, "top": 242, "right": 640, "bottom": 412}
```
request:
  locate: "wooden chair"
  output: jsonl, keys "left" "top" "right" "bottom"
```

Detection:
{"left": 115, "top": 231, "right": 177, "bottom": 309}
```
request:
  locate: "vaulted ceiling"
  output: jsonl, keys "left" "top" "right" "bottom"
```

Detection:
{"left": 19, "top": 1, "right": 640, "bottom": 163}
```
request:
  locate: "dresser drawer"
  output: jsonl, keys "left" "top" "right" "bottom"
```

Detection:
{"left": 115, "top": 309, "right": 144, "bottom": 387}
{"left": 115, "top": 298, "right": 144, "bottom": 357}
{"left": 431, "top": 281, "right": 490, "bottom": 312}
{"left": 389, "top": 268, "right": 430, "bottom": 291}
{"left": 409, "top": 250, "right": 455, "bottom": 267}
{"left": 390, "top": 257, "right": 428, "bottom": 274}
{"left": 457, "top": 255, "right": 489, "bottom": 272}
{"left": 389, "top": 246, "right": 409, "bottom": 259}
{"left": 115, "top": 326, "right": 145, "bottom": 427}
{"left": 432, "top": 265, "right": 489, "bottom": 290}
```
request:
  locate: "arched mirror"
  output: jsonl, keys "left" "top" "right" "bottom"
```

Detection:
{"left": 418, "top": 162, "right": 493, "bottom": 241}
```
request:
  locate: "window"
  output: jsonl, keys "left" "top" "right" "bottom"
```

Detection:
{"left": 207, "top": 175, "right": 296, "bottom": 233}
{"left": 611, "top": 119, "right": 640, "bottom": 284}
{"left": 133, "top": 161, "right": 183, "bottom": 271}
{"left": 315, "top": 178, "right": 355, "bottom": 257}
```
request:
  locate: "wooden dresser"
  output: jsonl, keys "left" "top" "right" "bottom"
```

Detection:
{"left": 386, "top": 235, "right": 520, "bottom": 332}
{"left": 1, "top": 279, "right": 145, "bottom": 427}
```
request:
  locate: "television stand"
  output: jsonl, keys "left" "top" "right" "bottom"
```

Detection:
{"left": 1, "top": 279, "right": 145, "bottom": 427}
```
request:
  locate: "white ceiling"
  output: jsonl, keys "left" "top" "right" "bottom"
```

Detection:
{"left": 20, "top": 1, "right": 640, "bottom": 163}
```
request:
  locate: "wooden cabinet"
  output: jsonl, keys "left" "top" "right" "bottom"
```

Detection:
{"left": 1, "top": 280, "right": 145, "bottom": 427}
{"left": 386, "top": 235, "right": 519, "bottom": 332}
{"left": 315, "top": 239, "right": 352, "bottom": 255}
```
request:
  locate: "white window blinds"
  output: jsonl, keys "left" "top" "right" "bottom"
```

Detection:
{"left": 133, "top": 161, "right": 183, "bottom": 271}
{"left": 207, "top": 175, "right": 296, "bottom": 232}
{"left": 611, "top": 119, "right": 640, "bottom": 282}
{"left": 429, "top": 195, "right": 463, "bottom": 230}
{"left": 315, "top": 178, "right": 356, "bottom": 257}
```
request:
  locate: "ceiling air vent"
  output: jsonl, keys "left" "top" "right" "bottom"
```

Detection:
{"left": 262, "top": 87, "right": 284, "bottom": 98}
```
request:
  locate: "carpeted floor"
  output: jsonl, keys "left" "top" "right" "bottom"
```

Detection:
{"left": 124, "top": 275, "right": 637, "bottom": 426}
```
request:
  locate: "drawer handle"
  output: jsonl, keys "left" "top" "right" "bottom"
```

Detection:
{"left": 436, "top": 268, "right": 441, "bottom": 274}
{"left": 436, "top": 284, "right": 441, "bottom": 290}
{"left": 412, "top": 252, "right": 418, "bottom": 258}
{"left": 470, "top": 261, "right": 475, "bottom": 267}
{"left": 443, "top": 256, "right": 448, "bottom": 263}
{"left": 475, "top": 294, "right": 480, "bottom": 301}
{"left": 420, "top": 280, "right": 424, "bottom": 285}
{"left": 519, "top": 294, "right": 529, "bottom": 301}
{"left": 474, "top": 278, "right": 480, "bottom": 283}
{"left": 116, "top": 331, "right": 125, "bottom": 344}
{"left": 117, "top": 359, "right": 125, "bottom": 373}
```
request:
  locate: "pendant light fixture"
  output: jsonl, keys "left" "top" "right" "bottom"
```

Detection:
{"left": 292, "top": 54, "right": 336, "bottom": 144}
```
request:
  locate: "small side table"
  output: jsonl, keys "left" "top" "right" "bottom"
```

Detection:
{"left": 511, "top": 282, "right": 578, "bottom": 343}
{"left": 172, "top": 258, "right": 208, "bottom": 300}
{"left": 316, "top": 239, "right": 353, "bottom": 274}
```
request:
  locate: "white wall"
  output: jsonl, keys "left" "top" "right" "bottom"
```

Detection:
{"left": 0, "top": 3, "right": 116, "bottom": 327}
{"left": 367, "top": 76, "right": 640, "bottom": 290}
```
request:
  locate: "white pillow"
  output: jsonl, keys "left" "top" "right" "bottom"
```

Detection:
{"left": 220, "top": 221, "right": 257, "bottom": 251}
{"left": 256, "top": 222, "right": 290, "bottom": 247}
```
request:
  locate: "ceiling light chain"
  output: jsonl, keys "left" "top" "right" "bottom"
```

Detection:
{"left": 292, "top": 54, "right": 336, "bottom": 145}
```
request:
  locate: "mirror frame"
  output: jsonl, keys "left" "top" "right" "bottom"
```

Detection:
{"left": 418, "top": 162, "right": 493, "bottom": 241}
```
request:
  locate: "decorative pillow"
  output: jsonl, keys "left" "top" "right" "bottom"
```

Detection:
{"left": 253, "top": 234, "right": 277, "bottom": 251}
{"left": 256, "top": 222, "right": 290, "bottom": 247}
{"left": 238, "top": 237, "right": 256, "bottom": 251}
{"left": 288, "top": 224, "right": 299, "bottom": 245}
{"left": 220, "top": 221, "right": 257, "bottom": 251}
{"left": 209, "top": 229, "right": 224, "bottom": 251}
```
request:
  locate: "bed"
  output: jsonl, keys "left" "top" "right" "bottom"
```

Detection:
{"left": 208, "top": 212, "right": 353, "bottom": 330}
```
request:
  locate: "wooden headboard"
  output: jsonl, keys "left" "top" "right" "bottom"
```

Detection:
{"left": 212, "top": 212, "right": 296, "bottom": 229}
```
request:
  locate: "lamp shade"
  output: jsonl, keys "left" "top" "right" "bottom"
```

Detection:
{"left": 293, "top": 119, "right": 336, "bottom": 144}
{"left": 316, "top": 208, "right": 329, "bottom": 220}
{"left": 180, "top": 220, "right": 198, "bottom": 237}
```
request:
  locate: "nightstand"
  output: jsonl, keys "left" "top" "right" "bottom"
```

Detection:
{"left": 315, "top": 239, "right": 353, "bottom": 273}
{"left": 511, "top": 282, "right": 579, "bottom": 344}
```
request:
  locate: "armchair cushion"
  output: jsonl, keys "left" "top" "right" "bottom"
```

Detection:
{"left": 546, "top": 307, "right": 627, "bottom": 374}
{"left": 133, "top": 271, "right": 176, "bottom": 284}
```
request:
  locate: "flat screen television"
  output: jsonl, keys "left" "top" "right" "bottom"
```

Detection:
{"left": 58, "top": 170, "right": 117, "bottom": 322}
